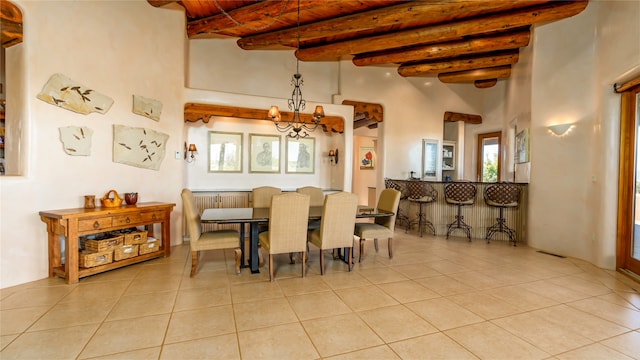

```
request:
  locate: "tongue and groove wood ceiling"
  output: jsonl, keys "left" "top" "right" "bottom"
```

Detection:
{"left": 149, "top": 0, "right": 588, "bottom": 89}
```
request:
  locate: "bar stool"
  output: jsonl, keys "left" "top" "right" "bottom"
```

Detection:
{"left": 444, "top": 182, "right": 477, "bottom": 241}
{"left": 384, "top": 178, "right": 411, "bottom": 232}
{"left": 484, "top": 182, "right": 521, "bottom": 246}
{"left": 406, "top": 181, "right": 437, "bottom": 237}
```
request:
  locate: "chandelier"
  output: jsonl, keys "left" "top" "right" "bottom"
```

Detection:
{"left": 268, "top": 0, "right": 324, "bottom": 139}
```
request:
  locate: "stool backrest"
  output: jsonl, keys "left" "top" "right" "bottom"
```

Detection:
{"left": 444, "top": 182, "right": 476, "bottom": 204}
{"left": 407, "top": 181, "right": 437, "bottom": 202}
{"left": 484, "top": 182, "right": 521, "bottom": 207}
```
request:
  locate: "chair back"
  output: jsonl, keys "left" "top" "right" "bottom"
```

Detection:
{"left": 267, "top": 193, "right": 310, "bottom": 253}
{"left": 407, "top": 181, "right": 437, "bottom": 202}
{"left": 374, "top": 188, "right": 401, "bottom": 231}
{"left": 484, "top": 182, "right": 520, "bottom": 208}
{"left": 181, "top": 189, "right": 202, "bottom": 244}
{"left": 252, "top": 186, "right": 282, "bottom": 208}
{"left": 296, "top": 186, "right": 325, "bottom": 207}
{"left": 444, "top": 182, "right": 477, "bottom": 205}
{"left": 318, "top": 192, "right": 359, "bottom": 249}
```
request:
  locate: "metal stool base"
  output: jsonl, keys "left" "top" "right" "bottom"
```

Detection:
{"left": 486, "top": 207, "right": 516, "bottom": 246}
{"left": 408, "top": 200, "right": 436, "bottom": 237}
{"left": 446, "top": 204, "right": 472, "bottom": 241}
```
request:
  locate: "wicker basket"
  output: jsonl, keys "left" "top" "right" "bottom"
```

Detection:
{"left": 100, "top": 189, "right": 123, "bottom": 208}
{"left": 123, "top": 230, "right": 148, "bottom": 245}
{"left": 82, "top": 234, "right": 124, "bottom": 252}
{"left": 114, "top": 244, "right": 139, "bottom": 261}
{"left": 138, "top": 238, "right": 159, "bottom": 255}
{"left": 79, "top": 250, "right": 113, "bottom": 268}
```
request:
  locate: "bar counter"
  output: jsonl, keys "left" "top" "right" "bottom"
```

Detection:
{"left": 385, "top": 179, "right": 528, "bottom": 244}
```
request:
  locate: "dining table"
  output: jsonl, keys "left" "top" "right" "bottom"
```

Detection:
{"left": 201, "top": 205, "right": 394, "bottom": 273}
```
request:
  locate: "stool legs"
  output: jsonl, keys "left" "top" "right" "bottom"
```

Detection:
{"left": 446, "top": 204, "right": 472, "bottom": 241}
{"left": 415, "top": 202, "right": 435, "bottom": 237}
{"left": 486, "top": 207, "right": 516, "bottom": 246}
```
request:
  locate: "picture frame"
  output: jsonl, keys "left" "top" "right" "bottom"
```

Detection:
{"left": 208, "top": 131, "right": 243, "bottom": 173}
{"left": 249, "top": 134, "right": 280, "bottom": 173}
{"left": 359, "top": 146, "right": 375, "bottom": 170}
{"left": 515, "top": 128, "right": 530, "bottom": 164}
{"left": 286, "top": 137, "right": 315, "bottom": 174}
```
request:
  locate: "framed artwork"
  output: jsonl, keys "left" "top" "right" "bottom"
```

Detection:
{"left": 359, "top": 146, "right": 375, "bottom": 170}
{"left": 208, "top": 131, "right": 243, "bottom": 173}
{"left": 515, "top": 128, "right": 530, "bottom": 164}
{"left": 249, "top": 134, "right": 280, "bottom": 173}
{"left": 286, "top": 137, "right": 315, "bottom": 174}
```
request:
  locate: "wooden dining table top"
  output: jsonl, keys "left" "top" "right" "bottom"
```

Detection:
{"left": 201, "top": 205, "right": 393, "bottom": 224}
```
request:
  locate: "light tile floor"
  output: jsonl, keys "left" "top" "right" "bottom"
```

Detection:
{"left": 1, "top": 232, "right": 640, "bottom": 359}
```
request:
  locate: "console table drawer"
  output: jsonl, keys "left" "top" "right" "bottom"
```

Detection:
{"left": 78, "top": 217, "right": 113, "bottom": 231}
{"left": 140, "top": 211, "right": 165, "bottom": 222}
{"left": 113, "top": 213, "right": 142, "bottom": 226}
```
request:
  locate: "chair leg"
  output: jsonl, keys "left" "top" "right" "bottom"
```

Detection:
{"left": 268, "top": 254, "right": 274, "bottom": 282}
{"left": 388, "top": 237, "right": 393, "bottom": 259}
{"left": 190, "top": 251, "right": 198, "bottom": 277}
{"left": 374, "top": 238, "right": 379, "bottom": 252}
{"left": 234, "top": 248, "right": 241, "bottom": 275}
{"left": 319, "top": 249, "right": 324, "bottom": 275}
{"left": 359, "top": 238, "right": 365, "bottom": 262}
{"left": 347, "top": 247, "right": 353, "bottom": 272}
{"left": 301, "top": 252, "right": 306, "bottom": 278}
{"left": 289, "top": 252, "right": 296, "bottom": 264}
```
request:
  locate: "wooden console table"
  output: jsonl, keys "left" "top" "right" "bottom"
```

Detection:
{"left": 40, "top": 202, "right": 175, "bottom": 284}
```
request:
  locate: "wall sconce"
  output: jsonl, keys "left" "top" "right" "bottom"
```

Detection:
{"left": 328, "top": 148, "right": 339, "bottom": 165}
{"left": 548, "top": 123, "right": 574, "bottom": 137}
{"left": 184, "top": 142, "right": 197, "bottom": 163}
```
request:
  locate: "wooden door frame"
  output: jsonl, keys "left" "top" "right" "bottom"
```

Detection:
{"left": 616, "top": 82, "right": 640, "bottom": 274}
{"left": 476, "top": 131, "right": 501, "bottom": 182}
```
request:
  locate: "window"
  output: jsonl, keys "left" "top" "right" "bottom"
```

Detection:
{"left": 477, "top": 131, "right": 501, "bottom": 182}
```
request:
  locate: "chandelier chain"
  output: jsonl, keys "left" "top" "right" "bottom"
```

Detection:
{"left": 212, "top": 0, "right": 290, "bottom": 32}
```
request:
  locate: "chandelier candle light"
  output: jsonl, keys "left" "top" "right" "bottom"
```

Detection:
{"left": 268, "top": 0, "right": 324, "bottom": 139}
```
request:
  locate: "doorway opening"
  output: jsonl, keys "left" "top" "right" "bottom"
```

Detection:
{"left": 477, "top": 131, "right": 501, "bottom": 182}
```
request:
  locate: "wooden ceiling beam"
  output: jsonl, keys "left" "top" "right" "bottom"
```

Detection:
{"left": 184, "top": 103, "right": 345, "bottom": 133}
{"left": 1, "top": 1, "right": 23, "bottom": 48}
{"left": 296, "top": 1, "right": 587, "bottom": 61}
{"left": 444, "top": 111, "right": 482, "bottom": 124}
{"left": 354, "top": 118, "right": 378, "bottom": 129}
{"left": 398, "top": 51, "right": 519, "bottom": 77}
{"left": 438, "top": 65, "right": 512, "bottom": 83}
{"left": 353, "top": 29, "right": 529, "bottom": 67}
{"left": 237, "top": 0, "right": 546, "bottom": 50}
{"left": 474, "top": 79, "right": 499, "bottom": 88}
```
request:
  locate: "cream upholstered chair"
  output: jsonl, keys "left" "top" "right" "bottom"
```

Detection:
{"left": 308, "top": 192, "right": 359, "bottom": 274}
{"left": 252, "top": 186, "right": 282, "bottom": 208}
{"left": 354, "top": 188, "right": 401, "bottom": 262}
{"left": 252, "top": 186, "right": 282, "bottom": 233}
{"left": 258, "top": 192, "right": 310, "bottom": 281}
{"left": 296, "top": 186, "right": 324, "bottom": 230}
{"left": 296, "top": 186, "right": 324, "bottom": 206}
{"left": 181, "top": 189, "right": 242, "bottom": 276}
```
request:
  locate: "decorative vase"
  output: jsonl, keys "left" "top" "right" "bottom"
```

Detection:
{"left": 125, "top": 192, "right": 138, "bottom": 205}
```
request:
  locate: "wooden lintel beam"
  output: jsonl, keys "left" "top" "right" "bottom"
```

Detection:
{"left": 444, "top": 111, "right": 482, "bottom": 124}
{"left": 1, "top": 1, "right": 23, "bottom": 48}
{"left": 354, "top": 118, "right": 378, "bottom": 129}
{"left": 474, "top": 79, "right": 498, "bottom": 89}
{"left": 296, "top": 1, "right": 587, "bottom": 61}
{"left": 354, "top": 30, "right": 529, "bottom": 67}
{"left": 184, "top": 103, "right": 344, "bottom": 133}
{"left": 438, "top": 65, "right": 511, "bottom": 83}
{"left": 238, "top": 0, "right": 545, "bottom": 50}
{"left": 398, "top": 51, "right": 519, "bottom": 77}
{"left": 341, "top": 100, "right": 383, "bottom": 123}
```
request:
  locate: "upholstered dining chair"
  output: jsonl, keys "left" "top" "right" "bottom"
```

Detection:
{"left": 252, "top": 186, "right": 282, "bottom": 233}
{"left": 354, "top": 188, "right": 401, "bottom": 262}
{"left": 296, "top": 186, "right": 324, "bottom": 230}
{"left": 252, "top": 186, "right": 282, "bottom": 208}
{"left": 181, "top": 189, "right": 242, "bottom": 276}
{"left": 258, "top": 192, "right": 310, "bottom": 281}
{"left": 307, "top": 192, "right": 359, "bottom": 274}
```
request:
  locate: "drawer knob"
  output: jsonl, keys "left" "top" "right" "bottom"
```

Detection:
{"left": 125, "top": 217, "right": 131, "bottom": 224}
{"left": 151, "top": 214, "right": 157, "bottom": 220}
{"left": 93, "top": 221, "right": 100, "bottom": 229}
